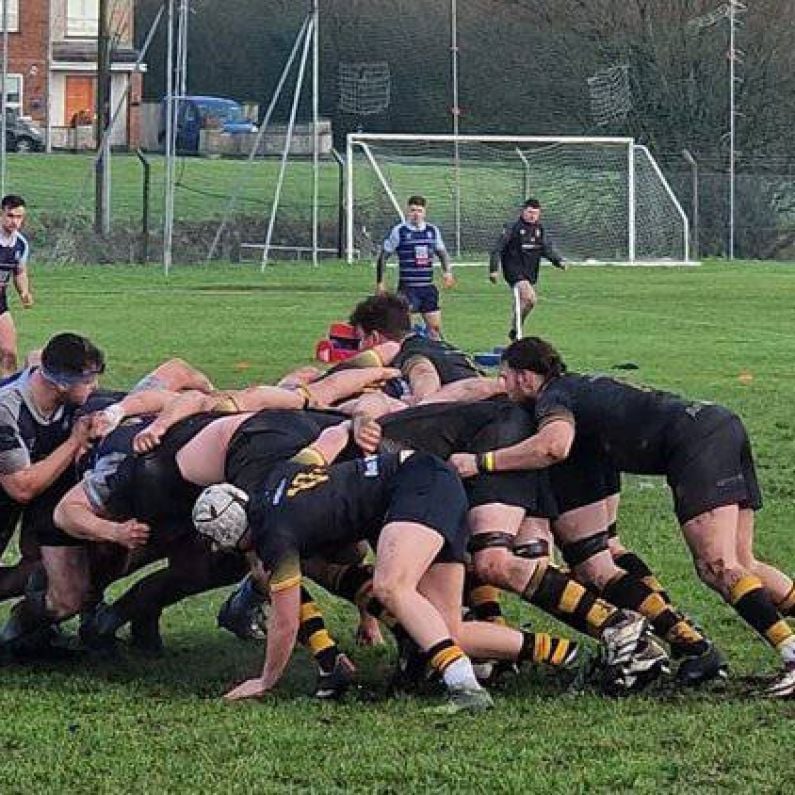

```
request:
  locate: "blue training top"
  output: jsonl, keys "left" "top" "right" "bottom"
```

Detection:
{"left": 0, "top": 231, "right": 29, "bottom": 292}
{"left": 382, "top": 222, "right": 446, "bottom": 289}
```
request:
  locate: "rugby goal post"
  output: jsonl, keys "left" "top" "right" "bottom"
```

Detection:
{"left": 345, "top": 133, "right": 691, "bottom": 266}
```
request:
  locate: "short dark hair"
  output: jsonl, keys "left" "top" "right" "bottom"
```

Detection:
{"left": 1, "top": 195, "right": 26, "bottom": 211}
{"left": 502, "top": 336, "right": 566, "bottom": 378}
{"left": 522, "top": 198, "right": 540, "bottom": 210}
{"left": 407, "top": 195, "right": 427, "bottom": 208}
{"left": 349, "top": 293, "right": 411, "bottom": 341}
{"left": 41, "top": 333, "right": 105, "bottom": 382}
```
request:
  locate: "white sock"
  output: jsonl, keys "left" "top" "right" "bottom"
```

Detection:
{"left": 779, "top": 636, "right": 795, "bottom": 665}
{"left": 442, "top": 656, "right": 482, "bottom": 691}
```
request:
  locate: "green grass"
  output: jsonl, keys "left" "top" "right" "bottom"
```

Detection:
{"left": 2, "top": 260, "right": 795, "bottom": 792}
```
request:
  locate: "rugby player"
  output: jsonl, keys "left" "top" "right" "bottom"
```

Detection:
{"left": 376, "top": 195, "right": 454, "bottom": 339}
{"left": 489, "top": 198, "right": 565, "bottom": 339}
{"left": 0, "top": 195, "right": 34, "bottom": 375}
{"left": 451, "top": 337, "right": 795, "bottom": 697}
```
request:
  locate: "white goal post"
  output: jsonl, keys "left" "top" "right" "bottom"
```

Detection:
{"left": 345, "top": 133, "right": 691, "bottom": 266}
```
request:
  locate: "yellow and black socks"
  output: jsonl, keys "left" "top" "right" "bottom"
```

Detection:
{"left": 426, "top": 638, "right": 479, "bottom": 689}
{"left": 518, "top": 630, "right": 578, "bottom": 669}
{"left": 612, "top": 549, "right": 671, "bottom": 603}
{"left": 466, "top": 566, "right": 506, "bottom": 625}
{"left": 526, "top": 565, "right": 618, "bottom": 639}
{"left": 776, "top": 583, "right": 795, "bottom": 618}
{"left": 603, "top": 570, "right": 708, "bottom": 656}
{"left": 298, "top": 586, "right": 340, "bottom": 673}
{"left": 729, "top": 575, "right": 794, "bottom": 658}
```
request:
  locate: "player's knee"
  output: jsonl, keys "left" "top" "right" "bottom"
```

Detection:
{"left": 372, "top": 567, "right": 409, "bottom": 610}
{"left": 560, "top": 532, "right": 617, "bottom": 591}
{"left": 693, "top": 555, "right": 741, "bottom": 598}
{"left": 47, "top": 583, "right": 89, "bottom": 620}
{"left": 472, "top": 549, "right": 513, "bottom": 589}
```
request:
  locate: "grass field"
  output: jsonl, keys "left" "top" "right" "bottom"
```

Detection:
{"left": 1, "top": 260, "right": 794, "bottom": 793}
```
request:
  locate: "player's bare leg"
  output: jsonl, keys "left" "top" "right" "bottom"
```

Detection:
{"left": 0, "top": 312, "right": 19, "bottom": 375}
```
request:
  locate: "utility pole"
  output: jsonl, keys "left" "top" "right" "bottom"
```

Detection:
{"left": 95, "top": 0, "right": 112, "bottom": 235}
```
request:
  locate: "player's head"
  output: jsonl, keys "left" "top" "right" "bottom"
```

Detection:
{"left": 40, "top": 332, "right": 105, "bottom": 405}
{"left": 501, "top": 336, "right": 565, "bottom": 399}
{"left": 350, "top": 292, "right": 411, "bottom": 346}
{"left": 520, "top": 198, "right": 541, "bottom": 224}
{"left": 1, "top": 194, "right": 26, "bottom": 234}
{"left": 193, "top": 483, "right": 251, "bottom": 550}
{"left": 406, "top": 195, "right": 427, "bottom": 226}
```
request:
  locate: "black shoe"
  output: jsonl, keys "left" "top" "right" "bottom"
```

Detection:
{"left": 388, "top": 636, "right": 429, "bottom": 696}
{"left": 217, "top": 576, "right": 267, "bottom": 641}
{"left": 79, "top": 603, "right": 122, "bottom": 651}
{"left": 508, "top": 328, "right": 518, "bottom": 342}
{"left": 675, "top": 641, "right": 727, "bottom": 687}
{"left": 314, "top": 653, "right": 355, "bottom": 700}
{"left": 130, "top": 615, "right": 165, "bottom": 657}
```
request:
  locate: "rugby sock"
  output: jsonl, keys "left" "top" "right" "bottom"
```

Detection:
{"left": 322, "top": 562, "right": 410, "bottom": 642}
{"left": 298, "top": 587, "right": 340, "bottom": 673}
{"left": 525, "top": 565, "right": 618, "bottom": 638}
{"left": 612, "top": 550, "right": 671, "bottom": 603}
{"left": 466, "top": 566, "right": 506, "bottom": 625}
{"left": 776, "top": 583, "right": 795, "bottom": 618}
{"left": 427, "top": 639, "right": 480, "bottom": 690}
{"left": 518, "top": 630, "right": 578, "bottom": 668}
{"left": 603, "top": 572, "right": 708, "bottom": 654}
{"left": 729, "top": 575, "right": 794, "bottom": 656}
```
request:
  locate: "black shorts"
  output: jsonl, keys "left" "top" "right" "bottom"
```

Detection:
{"left": 384, "top": 454, "right": 469, "bottom": 564}
{"left": 398, "top": 284, "right": 440, "bottom": 315}
{"left": 225, "top": 411, "right": 333, "bottom": 495}
{"left": 666, "top": 407, "right": 762, "bottom": 524}
{"left": 503, "top": 263, "right": 539, "bottom": 287}
{"left": 548, "top": 434, "right": 621, "bottom": 514}
{"left": 29, "top": 473, "right": 85, "bottom": 548}
{"left": 466, "top": 402, "right": 557, "bottom": 518}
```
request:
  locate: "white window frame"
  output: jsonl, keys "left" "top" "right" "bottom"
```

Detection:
{"left": 67, "top": 0, "right": 99, "bottom": 38}
{"left": 0, "top": 0, "right": 20, "bottom": 33}
{"left": 3, "top": 73, "right": 22, "bottom": 113}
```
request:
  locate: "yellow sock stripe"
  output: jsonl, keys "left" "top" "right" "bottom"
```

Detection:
{"left": 767, "top": 619, "right": 794, "bottom": 650}
{"left": 777, "top": 584, "right": 795, "bottom": 614}
{"left": 585, "top": 601, "right": 617, "bottom": 634}
{"left": 550, "top": 639, "right": 572, "bottom": 667}
{"left": 430, "top": 645, "right": 464, "bottom": 673}
{"left": 642, "top": 575, "right": 667, "bottom": 595}
{"left": 307, "top": 629, "right": 335, "bottom": 655}
{"left": 290, "top": 446, "right": 327, "bottom": 466}
{"left": 533, "top": 633, "right": 552, "bottom": 663}
{"left": 523, "top": 562, "right": 548, "bottom": 599}
{"left": 559, "top": 581, "right": 585, "bottom": 615}
{"left": 470, "top": 585, "right": 501, "bottom": 606}
{"left": 638, "top": 592, "right": 669, "bottom": 620}
{"left": 729, "top": 575, "right": 763, "bottom": 605}
{"left": 666, "top": 619, "right": 705, "bottom": 646}
{"left": 299, "top": 601, "right": 323, "bottom": 623}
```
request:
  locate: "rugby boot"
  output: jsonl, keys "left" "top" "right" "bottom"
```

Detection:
{"left": 314, "top": 653, "right": 355, "bottom": 700}
{"left": 217, "top": 575, "right": 267, "bottom": 641}
{"left": 599, "top": 610, "right": 647, "bottom": 668}
{"left": 763, "top": 662, "right": 795, "bottom": 699}
{"left": 130, "top": 613, "right": 166, "bottom": 656}
{"left": 429, "top": 684, "right": 495, "bottom": 715}
{"left": 674, "top": 640, "right": 728, "bottom": 687}
{"left": 388, "top": 635, "right": 430, "bottom": 695}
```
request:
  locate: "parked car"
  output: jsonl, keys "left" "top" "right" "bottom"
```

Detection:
{"left": 4, "top": 110, "right": 45, "bottom": 153}
{"left": 158, "top": 95, "right": 257, "bottom": 153}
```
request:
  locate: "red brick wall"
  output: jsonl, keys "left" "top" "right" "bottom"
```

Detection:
{"left": 9, "top": 0, "right": 49, "bottom": 122}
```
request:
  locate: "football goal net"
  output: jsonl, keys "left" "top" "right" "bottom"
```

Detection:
{"left": 345, "top": 134, "right": 691, "bottom": 265}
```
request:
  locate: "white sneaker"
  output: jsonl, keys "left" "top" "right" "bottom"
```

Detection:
{"left": 764, "top": 663, "right": 795, "bottom": 699}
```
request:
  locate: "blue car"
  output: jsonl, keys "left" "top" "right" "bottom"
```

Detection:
{"left": 158, "top": 95, "right": 257, "bottom": 153}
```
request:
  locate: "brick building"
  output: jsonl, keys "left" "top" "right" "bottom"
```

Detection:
{"left": 3, "top": 0, "right": 143, "bottom": 148}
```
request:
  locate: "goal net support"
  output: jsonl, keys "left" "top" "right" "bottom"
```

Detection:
{"left": 345, "top": 134, "right": 690, "bottom": 265}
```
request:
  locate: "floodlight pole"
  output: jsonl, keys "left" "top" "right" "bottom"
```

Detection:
{"left": 1, "top": 0, "right": 8, "bottom": 199}
{"left": 451, "top": 0, "right": 461, "bottom": 257}
{"left": 728, "top": 0, "right": 739, "bottom": 260}
{"left": 311, "top": 0, "right": 319, "bottom": 267}
{"left": 163, "top": 0, "right": 176, "bottom": 274}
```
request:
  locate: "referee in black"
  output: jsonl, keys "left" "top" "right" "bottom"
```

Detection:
{"left": 489, "top": 198, "right": 565, "bottom": 340}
